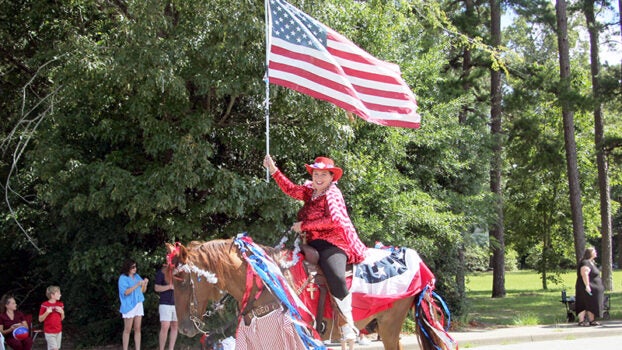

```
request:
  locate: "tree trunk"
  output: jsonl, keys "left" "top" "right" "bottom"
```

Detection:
{"left": 490, "top": 0, "right": 505, "bottom": 298}
{"left": 455, "top": 0, "right": 475, "bottom": 302}
{"left": 457, "top": 242, "right": 466, "bottom": 300}
{"left": 617, "top": 0, "right": 622, "bottom": 272}
{"left": 555, "top": 0, "right": 586, "bottom": 263}
{"left": 542, "top": 237, "right": 548, "bottom": 290}
{"left": 583, "top": 0, "right": 613, "bottom": 291}
{"left": 459, "top": 0, "right": 474, "bottom": 124}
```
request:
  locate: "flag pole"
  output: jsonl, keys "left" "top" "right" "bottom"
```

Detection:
{"left": 264, "top": 0, "right": 271, "bottom": 182}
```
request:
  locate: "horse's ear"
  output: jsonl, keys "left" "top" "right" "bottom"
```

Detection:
{"left": 165, "top": 242, "right": 187, "bottom": 265}
{"left": 178, "top": 244, "right": 188, "bottom": 263}
{"left": 165, "top": 243, "right": 175, "bottom": 254}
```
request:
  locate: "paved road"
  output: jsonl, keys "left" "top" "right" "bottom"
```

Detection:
{"left": 470, "top": 334, "right": 622, "bottom": 350}
{"left": 334, "top": 320, "right": 622, "bottom": 350}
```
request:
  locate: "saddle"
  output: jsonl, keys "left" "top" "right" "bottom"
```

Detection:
{"left": 299, "top": 244, "right": 352, "bottom": 335}
{"left": 293, "top": 243, "right": 426, "bottom": 337}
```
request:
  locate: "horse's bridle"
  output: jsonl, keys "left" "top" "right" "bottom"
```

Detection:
{"left": 189, "top": 273, "right": 221, "bottom": 334}
{"left": 168, "top": 236, "right": 305, "bottom": 334}
{"left": 171, "top": 261, "right": 229, "bottom": 335}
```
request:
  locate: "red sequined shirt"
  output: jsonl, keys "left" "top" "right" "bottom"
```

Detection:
{"left": 272, "top": 170, "right": 367, "bottom": 264}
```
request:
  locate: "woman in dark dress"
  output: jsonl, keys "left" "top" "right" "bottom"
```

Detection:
{"left": 575, "top": 246, "right": 604, "bottom": 326}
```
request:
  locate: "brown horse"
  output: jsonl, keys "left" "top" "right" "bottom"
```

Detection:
{"left": 167, "top": 237, "right": 456, "bottom": 350}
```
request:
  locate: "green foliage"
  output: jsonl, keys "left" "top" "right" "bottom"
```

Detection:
{"left": 1, "top": 0, "right": 620, "bottom": 346}
{"left": 400, "top": 316, "right": 417, "bottom": 334}
{"left": 511, "top": 312, "right": 540, "bottom": 326}
{"left": 462, "top": 235, "right": 519, "bottom": 272}
{"left": 0, "top": 0, "right": 473, "bottom": 345}
{"left": 504, "top": 248, "right": 519, "bottom": 272}
{"left": 464, "top": 244, "right": 490, "bottom": 272}
{"left": 501, "top": 5, "right": 609, "bottom": 287}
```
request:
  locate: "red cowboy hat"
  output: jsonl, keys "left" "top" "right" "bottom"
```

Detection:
{"left": 304, "top": 157, "right": 343, "bottom": 181}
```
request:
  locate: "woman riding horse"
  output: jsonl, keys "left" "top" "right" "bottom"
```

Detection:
{"left": 263, "top": 155, "right": 367, "bottom": 345}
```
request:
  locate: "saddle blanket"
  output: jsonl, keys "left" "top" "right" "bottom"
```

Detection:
{"left": 351, "top": 247, "right": 435, "bottom": 319}
{"left": 292, "top": 246, "right": 435, "bottom": 321}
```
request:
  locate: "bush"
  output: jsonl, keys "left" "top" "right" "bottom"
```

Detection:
{"left": 505, "top": 248, "right": 519, "bottom": 271}
{"left": 464, "top": 244, "right": 490, "bottom": 272}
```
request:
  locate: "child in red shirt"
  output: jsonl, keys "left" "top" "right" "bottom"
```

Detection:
{"left": 39, "top": 286, "right": 65, "bottom": 350}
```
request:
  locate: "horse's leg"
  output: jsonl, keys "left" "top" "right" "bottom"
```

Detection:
{"left": 336, "top": 313, "right": 355, "bottom": 350}
{"left": 377, "top": 318, "right": 403, "bottom": 350}
{"left": 340, "top": 339, "right": 355, "bottom": 350}
{"left": 377, "top": 298, "right": 413, "bottom": 350}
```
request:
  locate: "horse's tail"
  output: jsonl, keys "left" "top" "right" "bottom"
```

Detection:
{"left": 413, "top": 286, "right": 458, "bottom": 350}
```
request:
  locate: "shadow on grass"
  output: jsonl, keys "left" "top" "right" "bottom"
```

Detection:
{"left": 465, "top": 270, "right": 622, "bottom": 327}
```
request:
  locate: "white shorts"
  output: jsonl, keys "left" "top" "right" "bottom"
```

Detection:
{"left": 221, "top": 336, "right": 236, "bottom": 350}
{"left": 45, "top": 332, "right": 62, "bottom": 350}
{"left": 122, "top": 302, "right": 144, "bottom": 319}
{"left": 159, "top": 304, "right": 177, "bottom": 322}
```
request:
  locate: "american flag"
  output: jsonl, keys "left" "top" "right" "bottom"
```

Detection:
{"left": 267, "top": 0, "right": 421, "bottom": 129}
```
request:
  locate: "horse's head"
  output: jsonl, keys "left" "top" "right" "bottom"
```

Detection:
{"left": 166, "top": 240, "right": 241, "bottom": 337}
{"left": 166, "top": 242, "right": 219, "bottom": 336}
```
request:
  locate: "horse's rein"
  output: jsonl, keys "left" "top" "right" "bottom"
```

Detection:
{"left": 187, "top": 274, "right": 207, "bottom": 333}
{"left": 169, "top": 246, "right": 225, "bottom": 335}
{"left": 178, "top": 267, "right": 232, "bottom": 335}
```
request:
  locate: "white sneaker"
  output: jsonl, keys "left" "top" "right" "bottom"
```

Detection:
{"left": 358, "top": 336, "right": 371, "bottom": 345}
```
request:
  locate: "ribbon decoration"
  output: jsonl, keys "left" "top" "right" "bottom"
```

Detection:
{"left": 234, "top": 233, "right": 326, "bottom": 349}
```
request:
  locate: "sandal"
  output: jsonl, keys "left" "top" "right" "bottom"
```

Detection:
{"left": 589, "top": 321, "right": 601, "bottom": 326}
{"left": 578, "top": 321, "right": 590, "bottom": 327}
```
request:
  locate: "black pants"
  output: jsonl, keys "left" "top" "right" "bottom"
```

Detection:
{"left": 309, "top": 239, "right": 348, "bottom": 299}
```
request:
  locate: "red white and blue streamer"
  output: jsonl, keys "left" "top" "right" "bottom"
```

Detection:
{"left": 234, "top": 233, "right": 326, "bottom": 349}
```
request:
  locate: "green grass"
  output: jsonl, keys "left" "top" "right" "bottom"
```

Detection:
{"left": 463, "top": 270, "right": 622, "bottom": 327}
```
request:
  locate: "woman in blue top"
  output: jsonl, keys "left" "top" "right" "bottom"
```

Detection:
{"left": 118, "top": 259, "right": 148, "bottom": 350}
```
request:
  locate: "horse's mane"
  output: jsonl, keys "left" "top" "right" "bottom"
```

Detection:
{"left": 182, "top": 238, "right": 290, "bottom": 299}
{"left": 185, "top": 239, "right": 244, "bottom": 289}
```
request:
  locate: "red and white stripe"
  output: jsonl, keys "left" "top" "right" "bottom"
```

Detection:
{"left": 235, "top": 308, "right": 309, "bottom": 350}
{"left": 268, "top": 2, "right": 420, "bottom": 129}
